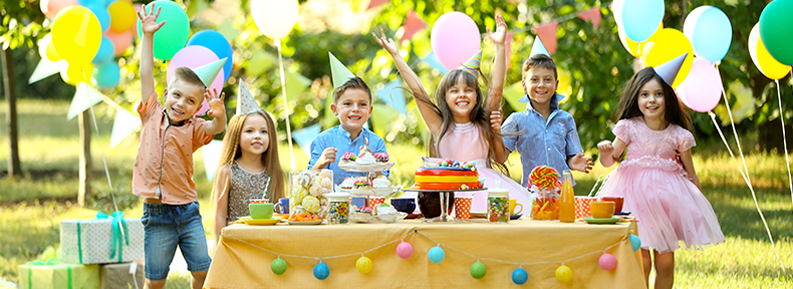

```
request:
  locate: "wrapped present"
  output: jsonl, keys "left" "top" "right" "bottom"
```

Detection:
{"left": 17, "top": 259, "right": 99, "bottom": 289}
{"left": 101, "top": 263, "right": 144, "bottom": 289}
{"left": 61, "top": 211, "right": 144, "bottom": 264}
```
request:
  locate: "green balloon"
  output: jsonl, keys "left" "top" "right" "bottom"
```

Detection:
{"left": 759, "top": 0, "right": 793, "bottom": 65}
{"left": 271, "top": 258, "right": 287, "bottom": 275}
{"left": 136, "top": 0, "right": 189, "bottom": 60}
{"left": 470, "top": 261, "right": 486, "bottom": 279}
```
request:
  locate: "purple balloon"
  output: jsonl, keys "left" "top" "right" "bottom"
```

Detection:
{"left": 431, "top": 12, "right": 481, "bottom": 71}
{"left": 166, "top": 45, "right": 225, "bottom": 116}
{"left": 677, "top": 58, "right": 723, "bottom": 113}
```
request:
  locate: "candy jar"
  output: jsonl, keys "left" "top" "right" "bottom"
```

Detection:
{"left": 529, "top": 166, "right": 561, "bottom": 221}
{"left": 326, "top": 192, "right": 350, "bottom": 224}
{"left": 488, "top": 180, "right": 510, "bottom": 223}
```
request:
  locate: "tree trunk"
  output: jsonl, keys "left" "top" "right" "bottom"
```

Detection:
{"left": 1, "top": 48, "right": 21, "bottom": 176}
{"left": 78, "top": 110, "right": 91, "bottom": 207}
{"left": 757, "top": 118, "right": 793, "bottom": 154}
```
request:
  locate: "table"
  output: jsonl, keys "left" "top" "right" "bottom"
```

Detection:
{"left": 204, "top": 219, "right": 646, "bottom": 288}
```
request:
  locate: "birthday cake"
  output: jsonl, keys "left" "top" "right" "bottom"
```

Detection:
{"left": 413, "top": 159, "right": 481, "bottom": 190}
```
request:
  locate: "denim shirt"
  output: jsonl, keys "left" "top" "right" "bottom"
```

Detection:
{"left": 502, "top": 93, "right": 583, "bottom": 186}
{"left": 308, "top": 126, "right": 390, "bottom": 184}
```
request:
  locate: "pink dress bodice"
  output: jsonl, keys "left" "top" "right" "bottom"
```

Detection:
{"left": 437, "top": 122, "right": 488, "bottom": 163}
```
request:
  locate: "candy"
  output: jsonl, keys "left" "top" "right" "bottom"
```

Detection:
{"left": 529, "top": 166, "right": 560, "bottom": 190}
{"left": 302, "top": 195, "right": 321, "bottom": 213}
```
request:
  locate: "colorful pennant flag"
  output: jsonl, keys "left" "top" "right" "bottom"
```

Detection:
{"left": 577, "top": 8, "right": 602, "bottom": 28}
{"left": 401, "top": 10, "right": 427, "bottom": 43}
{"left": 422, "top": 52, "right": 449, "bottom": 74}
{"left": 533, "top": 21, "right": 559, "bottom": 55}
{"left": 109, "top": 108, "right": 142, "bottom": 148}
{"left": 367, "top": 0, "right": 390, "bottom": 10}
{"left": 292, "top": 124, "right": 322, "bottom": 158}
{"left": 377, "top": 78, "right": 407, "bottom": 116}
{"left": 67, "top": 83, "right": 106, "bottom": 120}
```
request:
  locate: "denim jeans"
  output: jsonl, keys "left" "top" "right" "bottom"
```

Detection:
{"left": 142, "top": 201, "right": 211, "bottom": 281}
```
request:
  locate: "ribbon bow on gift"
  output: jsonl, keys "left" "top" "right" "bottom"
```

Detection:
{"left": 96, "top": 211, "right": 130, "bottom": 262}
{"left": 26, "top": 259, "right": 73, "bottom": 289}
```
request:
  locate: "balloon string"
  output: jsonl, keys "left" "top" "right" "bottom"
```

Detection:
{"left": 709, "top": 111, "right": 785, "bottom": 275}
{"left": 774, "top": 79, "right": 793, "bottom": 211}
{"left": 276, "top": 39, "right": 296, "bottom": 171}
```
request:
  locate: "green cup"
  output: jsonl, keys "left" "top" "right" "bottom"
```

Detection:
{"left": 249, "top": 203, "right": 274, "bottom": 220}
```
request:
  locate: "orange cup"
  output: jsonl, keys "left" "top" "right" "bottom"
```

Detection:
{"left": 598, "top": 196, "right": 624, "bottom": 213}
{"left": 454, "top": 196, "right": 472, "bottom": 219}
{"left": 368, "top": 197, "right": 385, "bottom": 213}
{"left": 574, "top": 196, "right": 596, "bottom": 219}
{"left": 590, "top": 201, "right": 615, "bottom": 219}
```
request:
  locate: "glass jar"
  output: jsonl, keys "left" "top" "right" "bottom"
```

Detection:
{"left": 326, "top": 193, "right": 350, "bottom": 224}
{"left": 488, "top": 182, "right": 510, "bottom": 223}
{"left": 531, "top": 189, "right": 560, "bottom": 220}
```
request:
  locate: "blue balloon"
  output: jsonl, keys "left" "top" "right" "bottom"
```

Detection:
{"left": 629, "top": 235, "right": 641, "bottom": 252}
{"left": 614, "top": 0, "right": 664, "bottom": 42}
{"left": 512, "top": 268, "right": 528, "bottom": 285}
{"left": 92, "top": 37, "right": 115, "bottom": 65}
{"left": 313, "top": 262, "right": 330, "bottom": 280}
{"left": 683, "top": 6, "right": 732, "bottom": 63}
{"left": 87, "top": 3, "right": 111, "bottom": 32}
{"left": 428, "top": 246, "right": 445, "bottom": 264}
{"left": 186, "top": 30, "right": 234, "bottom": 82}
{"left": 93, "top": 62, "right": 120, "bottom": 89}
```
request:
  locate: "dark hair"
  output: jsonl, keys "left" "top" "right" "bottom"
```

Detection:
{"left": 615, "top": 67, "right": 692, "bottom": 131}
{"left": 171, "top": 66, "right": 206, "bottom": 89}
{"left": 332, "top": 77, "right": 371, "bottom": 102}
{"left": 522, "top": 54, "right": 558, "bottom": 80}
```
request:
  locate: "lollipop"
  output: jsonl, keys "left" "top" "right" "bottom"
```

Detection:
{"left": 530, "top": 166, "right": 560, "bottom": 190}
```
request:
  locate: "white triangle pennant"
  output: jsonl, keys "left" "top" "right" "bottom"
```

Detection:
{"left": 109, "top": 108, "right": 142, "bottom": 148}
{"left": 202, "top": 140, "right": 224, "bottom": 181}
{"left": 67, "top": 83, "right": 105, "bottom": 120}
{"left": 28, "top": 59, "right": 67, "bottom": 84}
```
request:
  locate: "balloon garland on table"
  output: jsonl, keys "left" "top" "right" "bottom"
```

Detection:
{"left": 220, "top": 229, "right": 637, "bottom": 284}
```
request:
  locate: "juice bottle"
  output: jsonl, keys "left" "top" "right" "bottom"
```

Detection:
{"left": 559, "top": 170, "right": 576, "bottom": 223}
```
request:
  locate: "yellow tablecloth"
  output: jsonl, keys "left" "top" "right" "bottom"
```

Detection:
{"left": 205, "top": 219, "right": 645, "bottom": 289}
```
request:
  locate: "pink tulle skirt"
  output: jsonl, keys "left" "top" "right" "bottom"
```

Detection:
{"left": 469, "top": 160, "right": 531, "bottom": 213}
{"left": 599, "top": 156, "right": 725, "bottom": 253}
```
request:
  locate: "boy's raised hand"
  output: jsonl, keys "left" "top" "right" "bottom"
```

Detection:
{"left": 490, "top": 109, "right": 503, "bottom": 133}
{"left": 318, "top": 148, "right": 338, "bottom": 168}
{"left": 569, "top": 153, "right": 594, "bottom": 173}
{"left": 372, "top": 29, "right": 399, "bottom": 56}
{"left": 137, "top": 4, "right": 165, "bottom": 35}
{"left": 205, "top": 88, "right": 226, "bottom": 119}
{"left": 486, "top": 14, "right": 508, "bottom": 45}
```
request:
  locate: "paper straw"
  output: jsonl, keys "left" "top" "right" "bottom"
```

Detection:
{"left": 262, "top": 176, "right": 272, "bottom": 199}
{"left": 587, "top": 174, "right": 603, "bottom": 197}
{"left": 593, "top": 174, "right": 610, "bottom": 197}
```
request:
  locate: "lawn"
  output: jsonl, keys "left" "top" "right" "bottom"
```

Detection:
{"left": 1, "top": 99, "right": 792, "bottom": 288}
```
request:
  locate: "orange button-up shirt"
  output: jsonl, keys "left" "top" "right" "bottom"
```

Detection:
{"left": 132, "top": 93, "right": 214, "bottom": 205}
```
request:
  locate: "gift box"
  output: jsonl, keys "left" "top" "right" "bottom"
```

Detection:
{"left": 101, "top": 263, "right": 144, "bottom": 289}
{"left": 60, "top": 211, "right": 144, "bottom": 264}
{"left": 17, "top": 260, "right": 99, "bottom": 289}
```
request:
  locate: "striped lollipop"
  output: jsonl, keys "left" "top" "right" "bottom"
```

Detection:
{"left": 529, "top": 166, "right": 560, "bottom": 190}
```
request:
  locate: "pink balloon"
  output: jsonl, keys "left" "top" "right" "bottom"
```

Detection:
{"left": 105, "top": 29, "right": 133, "bottom": 57}
{"left": 677, "top": 58, "right": 723, "bottom": 113}
{"left": 431, "top": 12, "right": 481, "bottom": 71}
{"left": 599, "top": 253, "right": 617, "bottom": 270}
{"left": 40, "top": 0, "right": 78, "bottom": 19}
{"left": 167, "top": 46, "right": 225, "bottom": 116}
{"left": 396, "top": 241, "right": 413, "bottom": 259}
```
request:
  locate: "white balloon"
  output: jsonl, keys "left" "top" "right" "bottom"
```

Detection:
{"left": 250, "top": 0, "right": 299, "bottom": 39}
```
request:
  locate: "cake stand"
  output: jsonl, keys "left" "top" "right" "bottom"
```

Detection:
{"left": 403, "top": 187, "right": 487, "bottom": 223}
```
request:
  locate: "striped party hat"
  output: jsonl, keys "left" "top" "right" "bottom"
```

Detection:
{"left": 458, "top": 50, "right": 483, "bottom": 77}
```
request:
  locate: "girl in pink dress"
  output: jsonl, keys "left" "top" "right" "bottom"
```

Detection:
{"left": 373, "top": 15, "right": 529, "bottom": 213}
{"left": 597, "top": 67, "right": 724, "bottom": 289}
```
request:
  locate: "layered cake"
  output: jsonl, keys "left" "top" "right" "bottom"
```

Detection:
{"left": 413, "top": 159, "right": 481, "bottom": 190}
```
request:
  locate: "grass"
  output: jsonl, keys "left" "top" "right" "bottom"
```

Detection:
{"left": 2, "top": 99, "right": 793, "bottom": 288}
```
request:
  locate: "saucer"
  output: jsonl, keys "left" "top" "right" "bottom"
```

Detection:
{"left": 583, "top": 216, "right": 621, "bottom": 224}
{"left": 510, "top": 214, "right": 523, "bottom": 220}
{"left": 243, "top": 216, "right": 283, "bottom": 226}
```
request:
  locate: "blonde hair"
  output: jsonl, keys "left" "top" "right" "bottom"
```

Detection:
{"left": 211, "top": 111, "right": 285, "bottom": 204}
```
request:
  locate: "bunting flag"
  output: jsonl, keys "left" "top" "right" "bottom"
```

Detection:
{"left": 367, "top": 0, "right": 390, "bottom": 10}
{"left": 67, "top": 83, "right": 106, "bottom": 120}
{"left": 202, "top": 140, "right": 224, "bottom": 181}
{"left": 109, "top": 108, "right": 142, "bottom": 148}
{"left": 422, "top": 52, "right": 449, "bottom": 74}
{"left": 28, "top": 58, "right": 67, "bottom": 84}
{"left": 377, "top": 78, "right": 407, "bottom": 116}
{"left": 533, "top": 21, "right": 559, "bottom": 55}
{"left": 292, "top": 124, "right": 322, "bottom": 158}
{"left": 286, "top": 70, "right": 312, "bottom": 98}
{"left": 401, "top": 10, "right": 427, "bottom": 43}
{"left": 505, "top": 32, "right": 514, "bottom": 70}
{"left": 577, "top": 8, "right": 602, "bottom": 28}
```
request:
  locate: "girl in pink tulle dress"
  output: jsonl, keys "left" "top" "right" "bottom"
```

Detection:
{"left": 597, "top": 67, "right": 724, "bottom": 289}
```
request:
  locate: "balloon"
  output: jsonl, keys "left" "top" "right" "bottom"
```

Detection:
{"left": 105, "top": 29, "right": 133, "bottom": 57}
{"left": 186, "top": 30, "right": 234, "bottom": 82}
{"left": 599, "top": 253, "right": 617, "bottom": 270}
{"left": 38, "top": 34, "right": 62, "bottom": 61}
{"left": 61, "top": 63, "right": 94, "bottom": 85}
{"left": 677, "top": 58, "right": 723, "bottom": 113}
{"left": 511, "top": 268, "right": 528, "bottom": 285}
{"left": 93, "top": 61, "right": 120, "bottom": 89}
{"left": 555, "top": 265, "right": 572, "bottom": 283}
{"left": 470, "top": 261, "right": 486, "bottom": 279}
{"left": 396, "top": 241, "right": 413, "bottom": 259}
{"left": 52, "top": 6, "right": 103, "bottom": 65}
{"left": 167, "top": 46, "right": 224, "bottom": 116}
{"left": 683, "top": 6, "right": 732, "bottom": 63}
{"left": 759, "top": 0, "right": 793, "bottom": 65}
{"left": 748, "top": 24, "right": 791, "bottom": 80}
{"left": 87, "top": 3, "right": 111, "bottom": 32}
{"left": 356, "top": 256, "right": 372, "bottom": 274}
{"left": 428, "top": 246, "right": 445, "bottom": 264}
{"left": 431, "top": 12, "right": 481, "bottom": 71}
{"left": 619, "top": 23, "right": 663, "bottom": 58}
{"left": 40, "top": 0, "right": 78, "bottom": 19}
{"left": 250, "top": 0, "right": 299, "bottom": 39}
{"left": 108, "top": 1, "right": 136, "bottom": 33}
{"left": 612, "top": 0, "right": 664, "bottom": 42}
{"left": 641, "top": 28, "right": 694, "bottom": 88}
{"left": 271, "top": 258, "right": 287, "bottom": 275}
{"left": 313, "top": 262, "right": 329, "bottom": 280}
{"left": 92, "top": 36, "right": 115, "bottom": 65}
{"left": 629, "top": 235, "right": 641, "bottom": 251}
{"left": 136, "top": 1, "right": 190, "bottom": 60}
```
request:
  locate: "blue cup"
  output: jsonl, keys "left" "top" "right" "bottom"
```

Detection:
{"left": 275, "top": 198, "right": 290, "bottom": 214}
{"left": 391, "top": 198, "right": 416, "bottom": 214}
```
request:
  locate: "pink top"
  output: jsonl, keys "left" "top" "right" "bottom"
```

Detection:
{"left": 615, "top": 117, "right": 695, "bottom": 161}
{"left": 437, "top": 122, "right": 488, "bottom": 165}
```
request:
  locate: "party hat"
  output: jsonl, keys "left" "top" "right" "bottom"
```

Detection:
{"left": 329, "top": 52, "right": 356, "bottom": 89}
{"left": 651, "top": 53, "right": 687, "bottom": 87}
{"left": 529, "top": 36, "right": 549, "bottom": 57}
{"left": 193, "top": 57, "right": 228, "bottom": 88}
{"left": 236, "top": 79, "right": 261, "bottom": 115}
{"left": 458, "top": 50, "right": 483, "bottom": 77}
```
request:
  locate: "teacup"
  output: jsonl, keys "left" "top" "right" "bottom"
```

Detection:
{"left": 390, "top": 198, "right": 416, "bottom": 214}
{"left": 589, "top": 201, "right": 615, "bottom": 219}
{"left": 598, "top": 196, "right": 624, "bottom": 213}
{"left": 275, "top": 198, "right": 290, "bottom": 214}
{"left": 249, "top": 203, "right": 274, "bottom": 220}
{"left": 509, "top": 199, "right": 523, "bottom": 215}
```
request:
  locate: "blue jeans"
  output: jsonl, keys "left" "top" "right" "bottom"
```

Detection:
{"left": 142, "top": 201, "right": 211, "bottom": 281}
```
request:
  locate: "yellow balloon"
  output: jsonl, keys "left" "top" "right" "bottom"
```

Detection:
{"left": 52, "top": 6, "right": 102, "bottom": 65}
{"left": 60, "top": 63, "right": 94, "bottom": 85}
{"left": 38, "top": 34, "right": 62, "bottom": 61}
{"left": 748, "top": 23, "right": 791, "bottom": 80}
{"left": 356, "top": 256, "right": 373, "bottom": 274}
{"left": 619, "top": 23, "right": 663, "bottom": 58}
{"left": 641, "top": 28, "right": 694, "bottom": 88}
{"left": 557, "top": 68, "right": 572, "bottom": 104}
{"left": 555, "top": 265, "right": 573, "bottom": 283}
{"left": 108, "top": 1, "right": 136, "bottom": 33}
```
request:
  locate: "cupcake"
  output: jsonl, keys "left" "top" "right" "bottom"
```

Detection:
{"left": 340, "top": 177, "right": 355, "bottom": 190}
{"left": 372, "top": 176, "right": 391, "bottom": 189}
{"left": 356, "top": 151, "right": 376, "bottom": 165}
{"left": 373, "top": 153, "right": 389, "bottom": 163}
{"left": 341, "top": 152, "right": 357, "bottom": 165}
{"left": 353, "top": 177, "right": 371, "bottom": 189}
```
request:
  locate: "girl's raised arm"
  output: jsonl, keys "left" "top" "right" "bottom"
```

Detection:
{"left": 485, "top": 14, "right": 508, "bottom": 113}
{"left": 373, "top": 30, "right": 444, "bottom": 136}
